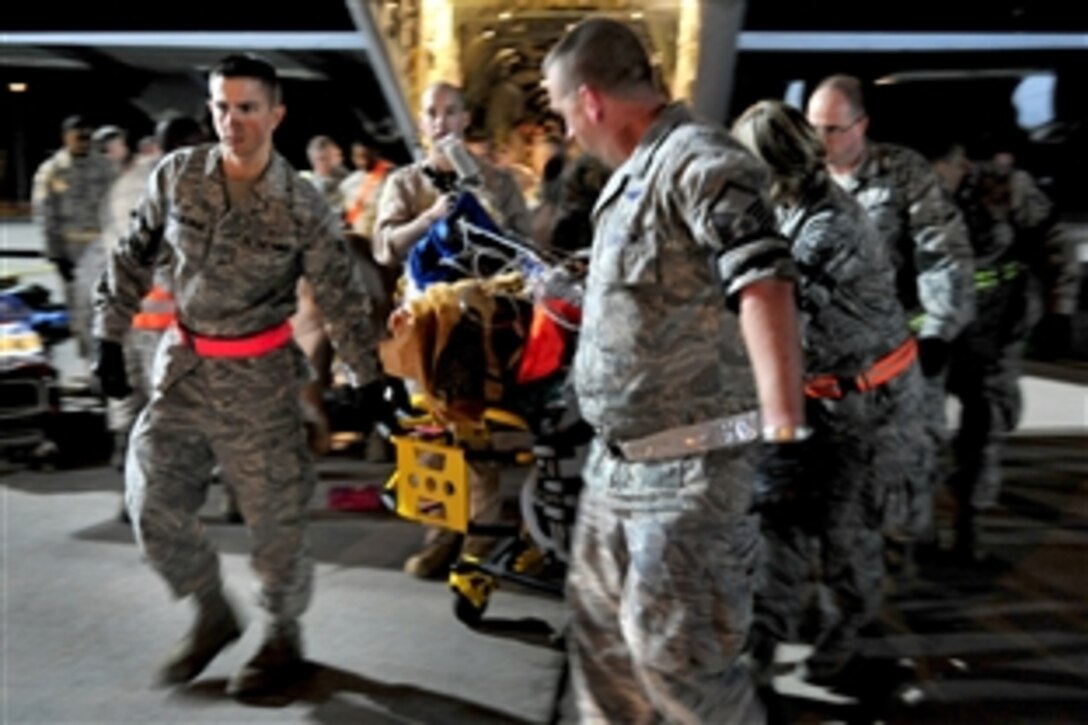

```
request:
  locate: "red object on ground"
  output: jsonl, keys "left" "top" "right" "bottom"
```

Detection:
{"left": 328, "top": 485, "right": 386, "bottom": 512}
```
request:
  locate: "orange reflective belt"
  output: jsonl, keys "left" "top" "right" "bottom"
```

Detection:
{"left": 177, "top": 321, "right": 293, "bottom": 358}
{"left": 345, "top": 161, "right": 391, "bottom": 225}
{"left": 132, "top": 285, "right": 176, "bottom": 330}
{"left": 133, "top": 311, "right": 175, "bottom": 330}
{"left": 804, "top": 337, "right": 918, "bottom": 400}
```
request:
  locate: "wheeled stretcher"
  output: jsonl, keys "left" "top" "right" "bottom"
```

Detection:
{"left": 379, "top": 216, "right": 587, "bottom": 625}
{"left": 383, "top": 395, "right": 583, "bottom": 625}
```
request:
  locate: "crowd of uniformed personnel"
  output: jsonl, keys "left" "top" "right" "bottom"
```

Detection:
{"left": 28, "top": 17, "right": 1079, "bottom": 719}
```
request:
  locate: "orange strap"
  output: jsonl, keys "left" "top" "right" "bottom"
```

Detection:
{"left": 177, "top": 321, "right": 293, "bottom": 359}
{"left": 144, "top": 285, "right": 173, "bottom": 302}
{"left": 345, "top": 160, "right": 392, "bottom": 225}
{"left": 804, "top": 337, "right": 918, "bottom": 400}
{"left": 133, "top": 285, "right": 176, "bottom": 330}
{"left": 133, "top": 311, "right": 175, "bottom": 330}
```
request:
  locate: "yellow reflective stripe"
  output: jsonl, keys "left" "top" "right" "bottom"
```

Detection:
{"left": 974, "top": 261, "right": 1023, "bottom": 290}
{"left": 909, "top": 313, "right": 926, "bottom": 333}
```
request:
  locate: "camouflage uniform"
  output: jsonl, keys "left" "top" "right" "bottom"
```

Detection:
{"left": 550, "top": 153, "right": 610, "bottom": 253}
{"left": 375, "top": 155, "right": 530, "bottom": 567}
{"left": 569, "top": 104, "right": 795, "bottom": 722}
{"left": 94, "top": 154, "right": 167, "bottom": 435}
{"left": 751, "top": 182, "right": 925, "bottom": 676}
{"left": 32, "top": 147, "right": 115, "bottom": 358}
{"left": 94, "top": 144, "right": 381, "bottom": 625}
{"left": 299, "top": 166, "right": 349, "bottom": 217}
{"left": 831, "top": 141, "right": 974, "bottom": 539}
{"left": 945, "top": 164, "right": 1066, "bottom": 520}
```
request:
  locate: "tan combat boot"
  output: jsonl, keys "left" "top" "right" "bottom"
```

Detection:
{"left": 157, "top": 588, "right": 243, "bottom": 686}
{"left": 227, "top": 620, "right": 305, "bottom": 702}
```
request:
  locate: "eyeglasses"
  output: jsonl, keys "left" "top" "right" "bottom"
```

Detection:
{"left": 811, "top": 115, "right": 865, "bottom": 136}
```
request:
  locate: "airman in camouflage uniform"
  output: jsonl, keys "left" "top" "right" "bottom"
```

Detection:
{"left": 545, "top": 21, "right": 806, "bottom": 722}
{"left": 933, "top": 145, "right": 1077, "bottom": 557}
{"left": 299, "top": 134, "right": 349, "bottom": 214}
{"left": 32, "top": 115, "right": 116, "bottom": 360}
{"left": 93, "top": 54, "right": 383, "bottom": 700}
{"left": 808, "top": 76, "right": 975, "bottom": 545}
{"left": 733, "top": 100, "right": 926, "bottom": 684}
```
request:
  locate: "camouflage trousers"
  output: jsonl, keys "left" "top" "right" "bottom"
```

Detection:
{"left": 566, "top": 440, "right": 764, "bottom": 724}
{"left": 752, "top": 401, "right": 885, "bottom": 672}
{"left": 107, "top": 328, "right": 163, "bottom": 433}
{"left": 68, "top": 239, "right": 103, "bottom": 361}
{"left": 946, "top": 332, "right": 1023, "bottom": 511}
{"left": 873, "top": 365, "right": 932, "bottom": 541}
{"left": 905, "top": 370, "right": 948, "bottom": 539}
{"left": 126, "top": 341, "right": 315, "bottom": 623}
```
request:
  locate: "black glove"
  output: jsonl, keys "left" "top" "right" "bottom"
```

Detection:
{"left": 750, "top": 440, "right": 815, "bottom": 516}
{"left": 534, "top": 418, "right": 595, "bottom": 457}
{"left": 354, "top": 377, "right": 407, "bottom": 436}
{"left": 917, "top": 337, "right": 951, "bottom": 378}
{"left": 52, "top": 257, "right": 75, "bottom": 283}
{"left": 92, "top": 339, "right": 132, "bottom": 399}
{"left": 1030, "top": 313, "right": 1072, "bottom": 361}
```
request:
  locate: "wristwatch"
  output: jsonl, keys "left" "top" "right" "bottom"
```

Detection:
{"left": 761, "top": 424, "right": 814, "bottom": 443}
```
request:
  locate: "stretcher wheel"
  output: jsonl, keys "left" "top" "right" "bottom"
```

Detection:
{"left": 449, "top": 557, "right": 496, "bottom": 627}
{"left": 453, "top": 590, "right": 488, "bottom": 627}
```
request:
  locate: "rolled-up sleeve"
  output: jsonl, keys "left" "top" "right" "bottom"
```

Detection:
{"left": 678, "top": 150, "right": 796, "bottom": 309}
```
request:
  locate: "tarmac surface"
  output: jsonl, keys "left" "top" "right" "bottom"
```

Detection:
{"left": 3, "top": 219, "right": 1087, "bottom": 723}
{"left": 2, "top": 399, "right": 1086, "bottom": 724}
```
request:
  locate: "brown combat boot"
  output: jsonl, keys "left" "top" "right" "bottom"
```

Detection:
{"left": 227, "top": 620, "right": 305, "bottom": 702}
{"left": 156, "top": 588, "right": 243, "bottom": 686}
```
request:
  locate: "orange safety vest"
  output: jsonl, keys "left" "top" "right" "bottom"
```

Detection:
{"left": 132, "top": 285, "right": 177, "bottom": 331}
{"left": 344, "top": 160, "right": 392, "bottom": 227}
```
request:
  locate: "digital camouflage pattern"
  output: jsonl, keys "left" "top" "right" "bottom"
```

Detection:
{"left": 568, "top": 103, "right": 795, "bottom": 722}
{"left": 833, "top": 140, "right": 976, "bottom": 539}
{"left": 32, "top": 147, "right": 116, "bottom": 265}
{"left": 946, "top": 163, "right": 1065, "bottom": 510}
{"left": 32, "top": 147, "right": 116, "bottom": 356}
{"left": 778, "top": 183, "right": 911, "bottom": 376}
{"left": 752, "top": 181, "right": 926, "bottom": 673}
{"left": 832, "top": 141, "right": 975, "bottom": 342}
{"left": 569, "top": 444, "right": 763, "bottom": 723}
{"left": 95, "top": 143, "right": 382, "bottom": 623}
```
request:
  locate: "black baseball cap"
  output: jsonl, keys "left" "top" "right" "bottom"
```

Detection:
{"left": 61, "top": 115, "right": 92, "bottom": 133}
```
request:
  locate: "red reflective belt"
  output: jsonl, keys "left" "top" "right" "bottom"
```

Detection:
{"left": 804, "top": 337, "right": 918, "bottom": 400}
{"left": 177, "top": 321, "right": 293, "bottom": 358}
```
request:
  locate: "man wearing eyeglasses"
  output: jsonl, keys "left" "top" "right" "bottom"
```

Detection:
{"left": 807, "top": 75, "right": 975, "bottom": 563}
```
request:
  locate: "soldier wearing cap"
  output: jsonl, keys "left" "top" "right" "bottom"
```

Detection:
{"left": 32, "top": 114, "right": 116, "bottom": 361}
